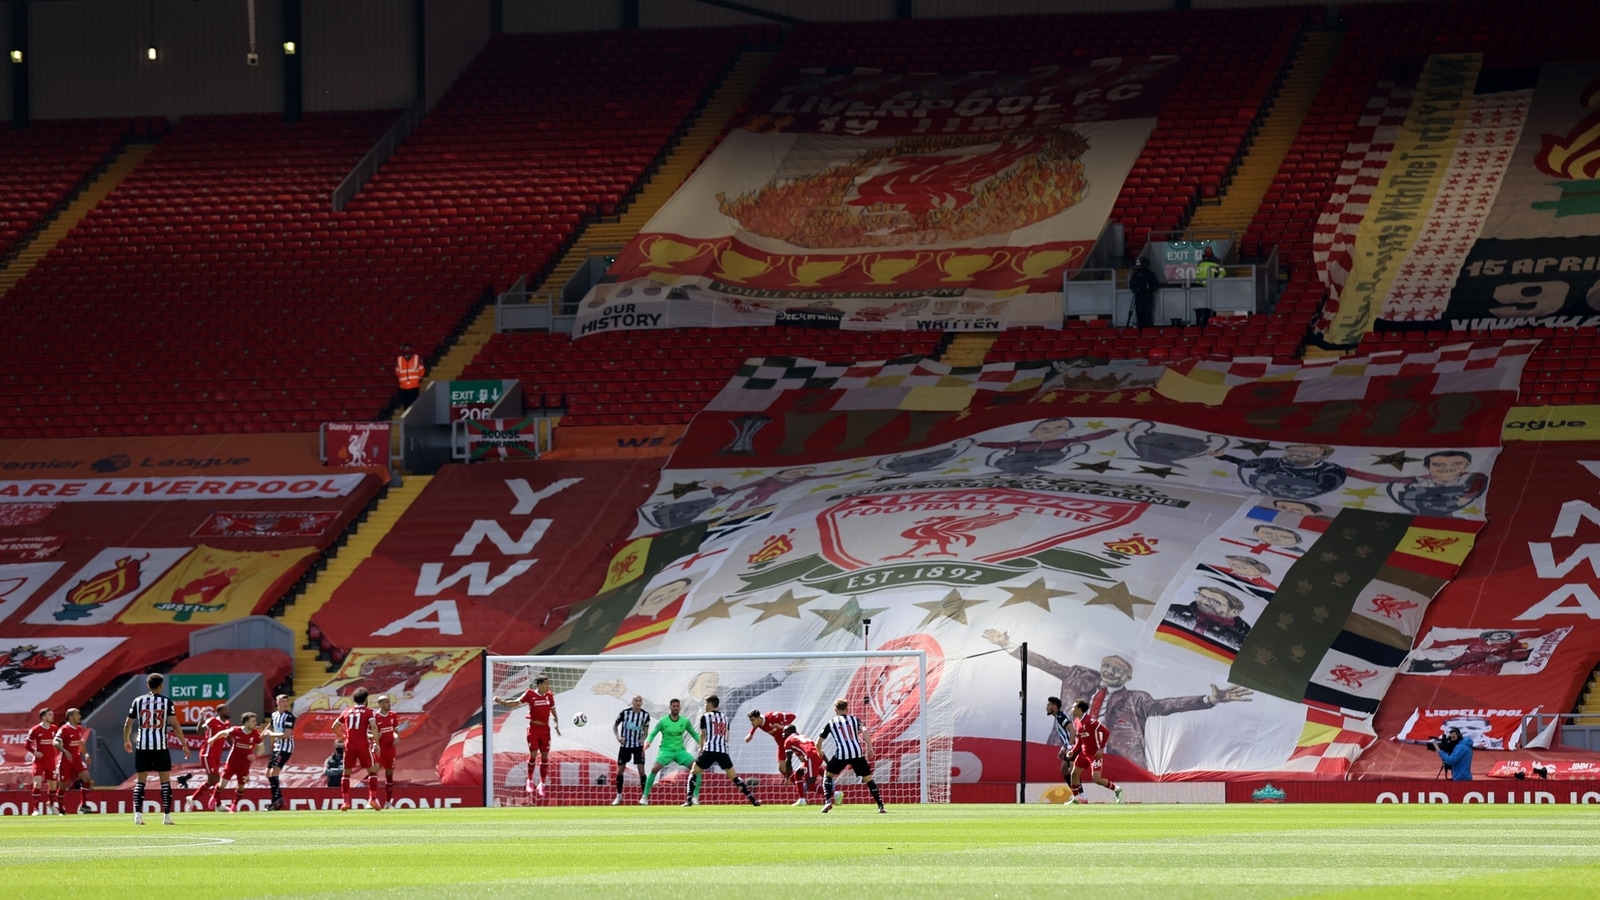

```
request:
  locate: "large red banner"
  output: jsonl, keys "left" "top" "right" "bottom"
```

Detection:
{"left": 310, "top": 461, "right": 659, "bottom": 656}
{"left": 1370, "top": 441, "right": 1600, "bottom": 775}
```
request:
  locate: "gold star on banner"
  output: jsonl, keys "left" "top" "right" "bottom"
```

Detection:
{"left": 812, "top": 597, "right": 888, "bottom": 640}
{"left": 946, "top": 466, "right": 973, "bottom": 474}
{"left": 658, "top": 481, "right": 705, "bottom": 499}
{"left": 1038, "top": 391, "right": 1060, "bottom": 403}
{"left": 1086, "top": 420, "right": 1108, "bottom": 429}
{"left": 732, "top": 468, "right": 765, "bottom": 478}
{"left": 914, "top": 589, "right": 984, "bottom": 627}
{"left": 1131, "top": 390, "right": 1156, "bottom": 404}
{"left": 841, "top": 472, "right": 875, "bottom": 481}
{"left": 1370, "top": 450, "right": 1420, "bottom": 471}
{"left": 747, "top": 589, "right": 815, "bottom": 624}
{"left": 1100, "top": 392, "right": 1124, "bottom": 404}
{"left": 999, "top": 578, "right": 1072, "bottom": 611}
{"left": 1342, "top": 486, "right": 1380, "bottom": 500}
{"left": 1070, "top": 392, "right": 1095, "bottom": 403}
{"left": 1097, "top": 449, "right": 1119, "bottom": 457}
{"left": 1209, "top": 468, "right": 1234, "bottom": 478}
{"left": 684, "top": 596, "right": 740, "bottom": 628}
{"left": 807, "top": 483, "right": 841, "bottom": 493}
{"left": 1083, "top": 581, "right": 1154, "bottom": 619}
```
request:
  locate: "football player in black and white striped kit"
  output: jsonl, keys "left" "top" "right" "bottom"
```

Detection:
{"left": 1046, "top": 696, "right": 1075, "bottom": 791}
{"left": 121, "top": 673, "right": 190, "bottom": 826}
{"left": 683, "top": 695, "right": 760, "bottom": 807}
{"left": 817, "top": 698, "right": 885, "bottom": 814}
{"left": 263, "top": 694, "right": 296, "bottom": 811}
{"left": 612, "top": 695, "right": 651, "bottom": 806}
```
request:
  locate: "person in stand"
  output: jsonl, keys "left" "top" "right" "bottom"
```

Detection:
{"left": 324, "top": 741, "right": 346, "bottom": 789}
{"left": 1195, "top": 247, "right": 1225, "bottom": 285}
{"left": 1128, "top": 257, "right": 1160, "bottom": 329}
{"left": 394, "top": 342, "right": 425, "bottom": 410}
{"left": 1434, "top": 726, "right": 1474, "bottom": 781}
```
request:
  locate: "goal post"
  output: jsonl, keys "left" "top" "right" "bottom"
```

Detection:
{"left": 482, "top": 651, "right": 949, "bottom": 808}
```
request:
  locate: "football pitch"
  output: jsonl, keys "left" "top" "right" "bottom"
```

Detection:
{"left": 4, "top": 804, "right": 1599, "bottom": 898}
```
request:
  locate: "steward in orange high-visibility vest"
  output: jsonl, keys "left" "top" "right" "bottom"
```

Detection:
{"left": 395, "top": 343, "right": 425, "bottom": 408}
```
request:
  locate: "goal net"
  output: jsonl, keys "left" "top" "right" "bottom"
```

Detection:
{"left": 483, "top": 651, "right": 950, "bottom": 808}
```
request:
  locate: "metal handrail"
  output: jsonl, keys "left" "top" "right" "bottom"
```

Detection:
{"left": 331, "top": 96, "right": 429, "bottom": 212}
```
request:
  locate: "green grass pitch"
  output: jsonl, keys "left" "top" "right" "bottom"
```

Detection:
{"left": 5, "top": 804, "right": 1600, "bottom": 898}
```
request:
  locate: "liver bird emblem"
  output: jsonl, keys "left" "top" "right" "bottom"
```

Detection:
{"left": 884, "top": 511, "right": 1019, "bottom": 560}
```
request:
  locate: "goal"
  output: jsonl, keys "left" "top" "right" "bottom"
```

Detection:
{"left": 482, "top": 651, "right": 950, "bottom": 808}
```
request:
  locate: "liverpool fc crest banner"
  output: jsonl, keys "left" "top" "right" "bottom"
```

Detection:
{"left": 541, "top": 342, "right": 1527, "bottom": 780}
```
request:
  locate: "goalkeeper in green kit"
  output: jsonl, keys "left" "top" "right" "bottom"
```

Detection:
{"left": 640, "top": 698, "right": 700, "bottom": 805}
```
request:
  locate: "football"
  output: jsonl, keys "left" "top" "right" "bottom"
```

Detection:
{"left": 572, "top": 713, "right": 588, "bottom": 727}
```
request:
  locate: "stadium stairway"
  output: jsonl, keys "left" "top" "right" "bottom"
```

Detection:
{"left": 0, "top": 141, "right": 156, "bottom": 300}
{"left": 278, "top": 475, "right": 432, "bottom": 690}
{"left": 1186, "top": 30, "right": 1341, "bottom": 255}
{"left": 941, "top": 333, "right": 997, "bottom": 367}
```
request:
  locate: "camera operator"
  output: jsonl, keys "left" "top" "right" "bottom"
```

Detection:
{"left": 1427, "top": 727, "right": 1473, "bottom": 781}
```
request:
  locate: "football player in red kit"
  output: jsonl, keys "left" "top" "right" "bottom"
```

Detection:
{"left": 373, "top": 694, "right": 401, "bottom": 808}
{"left": 52, "top": 708, "right": 94, "bottom": 813}
{"left": 1066, "top": 699, "right": 1124, "bottom": 804}
{"left": 495, "top": 675, "right": 559, "bottom": 798}
{"left": 334, "top": 688, "right": 382, "bottom": 810}
{"left": 206, "top": 712, "right": 267, "bottom": 812}
{"left": 746, "top": 709, "right": 797, "bottom": 778}
{"left": 189, "top": 704, "right": 232, "bottom": 811}
{"left": 780, "top": 724, "right": 826, "bottom": 806}
{"left": 26, "top": 709, "right": 60, "bottom": 815}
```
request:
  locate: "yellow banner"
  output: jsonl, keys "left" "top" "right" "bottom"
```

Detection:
{"left": 1326, "top": 54, "right": 1481, "bottom": 345}
{"left": 118, "top": 545, "right": 317, "bottom": 625}
{"left": 1502, "top": 405, "right": 1600, "bottom": 441}
{"left": 600, "top": 537, "right": 653, "bottom": 593}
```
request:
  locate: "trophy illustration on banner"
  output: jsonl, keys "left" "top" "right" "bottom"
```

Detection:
{"left": 876, "top": 438, "right": 975, "bottom": 479}
{"left": 720, "top": 413, "right": 772, "bottom": 456}
{"left": 1122, "top": 420, "right": 1228, "bottom": 468}
{"left": 639, "top": 496, "right": 720, "bottom": 532}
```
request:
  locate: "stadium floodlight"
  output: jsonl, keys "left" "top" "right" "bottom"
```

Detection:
{"left": 483, "top": 651, "right": 947, "bottom": 809}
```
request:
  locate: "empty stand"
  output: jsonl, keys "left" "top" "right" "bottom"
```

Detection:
{"left": 0, "top": 119, "right": 142, "bottom": 265}
{"left": 462, "top": 328, "right": 943, "bottom": 426}
{"left": 0, "top": 30, "right": 752, "bottom": 439}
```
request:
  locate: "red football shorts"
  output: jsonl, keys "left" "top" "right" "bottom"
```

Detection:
{"left": 377, "top": 745, "right": 396, "bottom": 770}
{"left": 223, "top": 758, "right": 253, "bottom": 781}
{"left": 202, "top": 751, "right": 226, "bottom": 777}
{"left": 1070, "top": 751, "right": 1097, "bottom": 772}
{"left": 57, "top": 758, "right": 87, "bottom": 783}
{"left": 526, "top": 726, "right": 551, "bottom": 754}
{"left": 31, "top": 755, "right": 58, "bottom": 779}
{"left": 345, "top": 743, "right": 374, "bottom": 770}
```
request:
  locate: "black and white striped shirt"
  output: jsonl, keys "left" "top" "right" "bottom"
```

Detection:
{"left": 615, "top": 708, "right": 651, "bottom": 749}
{"left": 818, "top": 714, "right": 866, "bottom": 760}
{"left": 699, "top": 711, "right": 730, "bottom": 753}
{"left": 270, "top": 710, "right": 296, "bottom": 753}
{"left": 1051, "top": 711, "right": 1072, "bottom": 746}
{"left": 127, "top": 693, "right": 176, "bottom": 751}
